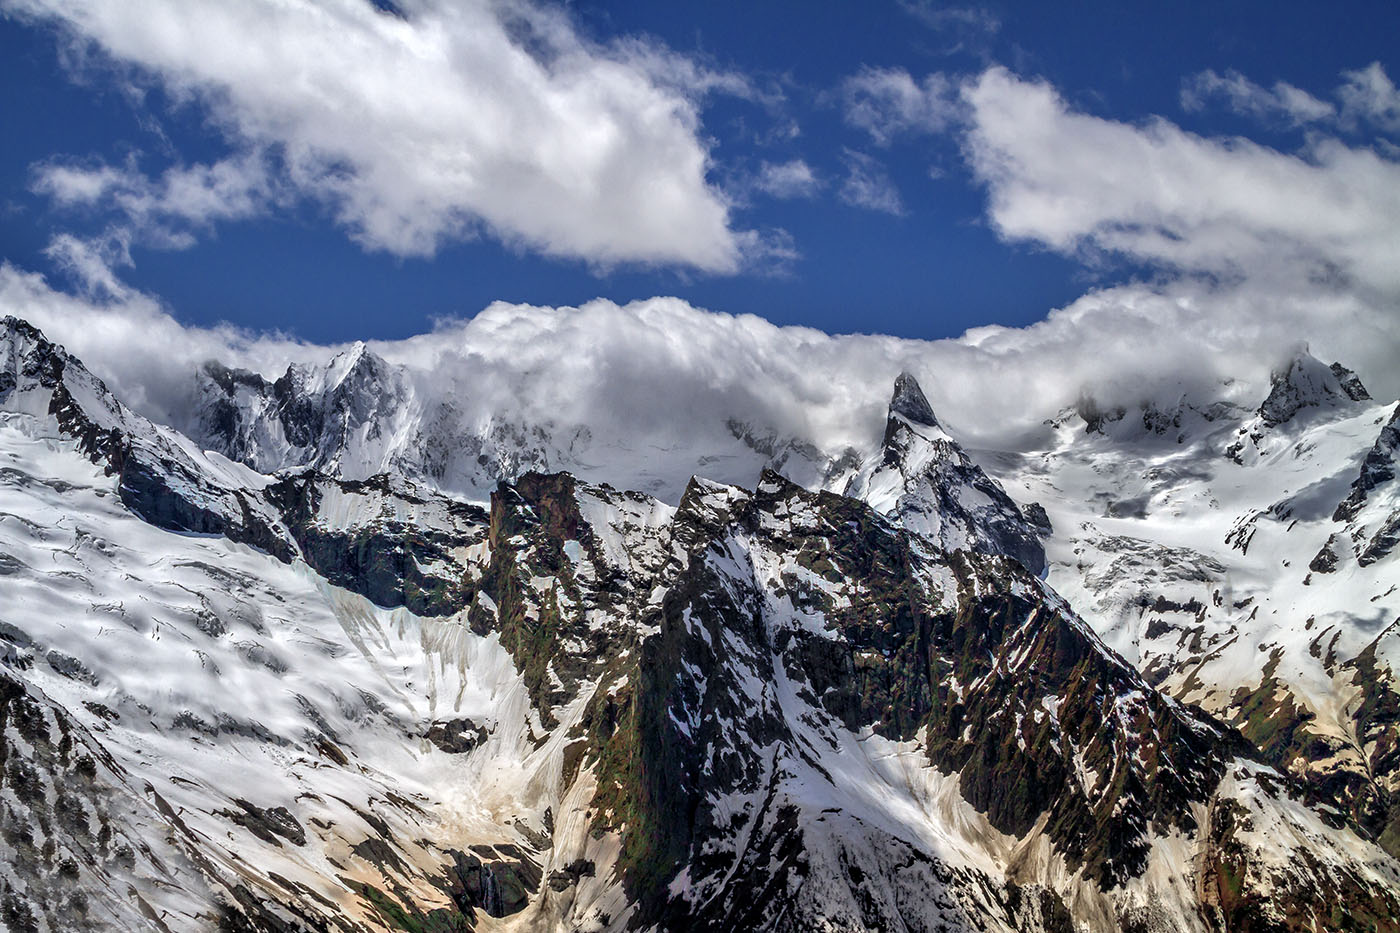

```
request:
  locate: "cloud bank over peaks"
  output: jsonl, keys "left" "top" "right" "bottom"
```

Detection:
{"left": 9, "top": 0, "right": 766, "bottom": 272}
{"left": 6, "top": 255, "right": 1394, "bottom": 476}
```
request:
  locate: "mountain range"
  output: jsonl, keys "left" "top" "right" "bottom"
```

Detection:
{"left": 2, "top": 313, "right": 1398, "bottom": 932}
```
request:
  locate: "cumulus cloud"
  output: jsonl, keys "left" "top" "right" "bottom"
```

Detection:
{"left": 839, "top": 150, "right": 904, "bottom": 215}
{"left": 1181, "top": 69, "right": 1335, "bottom": 125}
{"left": 842, "top": 67, "right": 959, "bottom": 145}
{"left": 33, "top": 151, "right": 277, "bottom": 249}
{"left": 5, "top": 0, "right": 756, "bottom": 272}
{"left": 962, "top": 66, "right": 1400, "bottom": 296}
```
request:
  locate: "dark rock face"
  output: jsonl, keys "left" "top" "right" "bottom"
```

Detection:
{"left": 1335, "top": 404, "right": 1400, "bottom": 524}
{"left": 423, "top": 718, "right": 489, "bottom": 754}
{"left": 889, "top": 371, "right": 939, "bottom": 427}
{"left": 1331, "top": 362, "right": 1372, "bottom": 402}
{"left": 547, "top": 859, "right": 595, "bottom": 892}
{"left": 265, "top": 472, "right": 488, "bottom": 615}
{"left": 194, "top": 361, "right": 271, "bottom": 461}
{"left": 1074, "top": 396, "right": 1127, "bottom": 435}
{"left": 1023, "top": 502, "right": 1053, "bottom": 536}
{"left": 442, "top": 845, "right": 541, "bottom": 917}
{"left": 1346, "top": 632, "right": 1400, "bottom": 858}
{"left": 219, "top": 800, "right": 307, "bottom": 848}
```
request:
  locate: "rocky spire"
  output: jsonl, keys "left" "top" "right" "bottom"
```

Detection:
{"left": 889, "top": 371, "right": 939, "bottom": 427}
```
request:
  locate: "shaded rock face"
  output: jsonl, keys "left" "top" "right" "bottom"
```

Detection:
{"left": 441, "top": 845, "right": 542, "bottom": 917}
{"left": 2, "top": 315, "right": 1399, "bottom": 932}
{"left": 1335, "top": 404, "right": 1400, "bottom": 525}
{"left": 571, "top": 473, "right": 1232, "bottom": 925}
{"left": 264, "top": 472, "right": 489, "bottom": 615}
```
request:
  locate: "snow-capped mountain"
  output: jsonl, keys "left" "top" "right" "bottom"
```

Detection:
{"left": 2, "top": 315, "right": 1399, "bottom": 932}
{"left": 984, "top": 350, "right": 1400, "bottom": 869}
{"left": 844, "top": 372, "right": 1047, "bottom": 575}
{"left": 189, "top": 341, "right": 847, "bottom": 504}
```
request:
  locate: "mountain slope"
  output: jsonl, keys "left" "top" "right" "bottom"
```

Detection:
{"left": 0, "top": 318, "right": 1397, "bottom": 931}
{"left": 984, "top": 349, "right": 1400, "bottom": 866}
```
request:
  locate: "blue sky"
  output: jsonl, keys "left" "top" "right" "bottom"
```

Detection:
{"left": 1, "top": 0, "right": 1398, "bottom": 347}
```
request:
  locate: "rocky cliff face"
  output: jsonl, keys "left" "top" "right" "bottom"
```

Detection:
{"left": 1, "top": 317, "right": 1398, "bottom": 932}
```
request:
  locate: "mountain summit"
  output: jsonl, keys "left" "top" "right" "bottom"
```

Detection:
{"left": 889, "top": 369, "right": 939, "bottom": 427}
{"left": 849, "top": 371, "right": 1048, "bottom": 574}
{"left": 1259, "top": 350, "right": 1371, "bottom": 427}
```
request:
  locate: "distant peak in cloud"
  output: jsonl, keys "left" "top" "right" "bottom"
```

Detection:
{"left": 8, "top": 0, "right": 762, "bottom": 274}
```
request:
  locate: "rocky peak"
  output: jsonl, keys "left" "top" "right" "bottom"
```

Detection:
{"left": 889, "top": 370, "right": 939, "bottom": 428}
{"left": 198, "top": 359, "right": 270, "bottom": 396}
{"left": 1, "top": 314, "right": 51, "bottom": 352}
{"left": 1072, "top": 394, "right": 1127, "bottom": 435}
{"left": 0, "top": 315, "right": 68, "bottom": 394}
{"left": 849, "top": 373, "right": 1048, "bottom": 574}
{"left": 1259, "top": 350, "right": 1370, "bottom": 427}
{"left": 1331, "top": 362, "right": 1372, "bottom": 402}
{"left": 321, "top": 341, "right": 388, "bottom": 398}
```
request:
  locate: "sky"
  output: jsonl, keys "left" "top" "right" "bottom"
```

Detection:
{"left": 1, "top": 0, "right": 1400, "bottom": 444}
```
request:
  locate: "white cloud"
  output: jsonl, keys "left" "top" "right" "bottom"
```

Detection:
{"left": 1181, "top": 69, "right": 1335, "bottom": 125}
{"left": 1182, "top": 62, "right": 1400, "bottom": 137}
{"left": 842, "top": 67, "right": 959, "bottom": 145}
{"left": 42, "top": 231, "right": 135, "bottom": 299}
{"left": 839, "top": 150, "right": 904, "bottom": 215}
{"left": 1339, "top": 62, "right": 1400, "bottom": 134}
{"left": 33, "top": 151, "right": 276, "bottom": 248}
{"left": 897, "top": 2, "right": 1000, "bottom": 34}
{"left": 754, "top": 159, "right": 821, "bottom": 199}
{"left": 8, "top": 55, "right": 1400, "bottom": 488}
{"left": 6, "top": 0, "right": 755, "bottom": 272}
{"left": 16, "top": 252, "right": 1392, "bottom": 476}
{"left": 962, "top": 66, "right": 1400, "bottom": 296}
